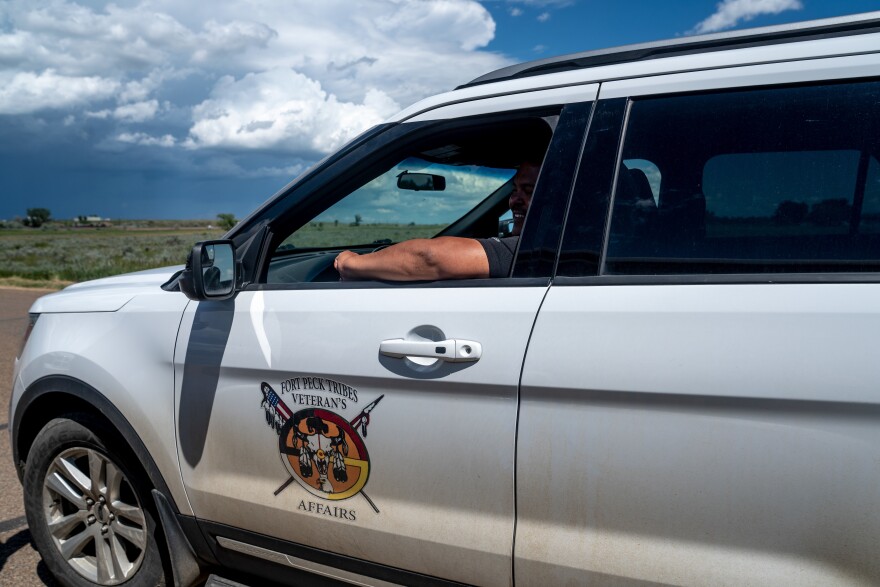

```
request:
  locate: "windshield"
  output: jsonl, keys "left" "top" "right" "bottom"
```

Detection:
{"left": 276, "top": 157, "right": 516, "bottom": 250}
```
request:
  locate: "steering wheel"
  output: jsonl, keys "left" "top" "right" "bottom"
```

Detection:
{"left": 303, "top": 253, "right": 340, "bottom": 282}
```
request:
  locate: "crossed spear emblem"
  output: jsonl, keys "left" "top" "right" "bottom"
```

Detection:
{"left": 261, "top": 382, "right": 383, "bottom": 513}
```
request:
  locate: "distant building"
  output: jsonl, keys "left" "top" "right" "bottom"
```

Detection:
{"left": 74, "top": 215, "right": 112, "bottom": 227}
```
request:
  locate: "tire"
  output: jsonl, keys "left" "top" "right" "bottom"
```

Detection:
{"left": 23, "top": 416, "right": 168, "bottom": 587}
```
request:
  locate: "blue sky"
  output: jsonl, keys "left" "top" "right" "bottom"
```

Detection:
{"left": 1, "top": 0, "right": 878, "bottom": 221}
{"left": 486, "top": 1, "right": 880, "bottom": 58}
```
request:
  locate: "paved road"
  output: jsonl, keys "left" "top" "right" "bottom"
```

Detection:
{"left": 0, "top": 287, "right": 58, "bottom": 587}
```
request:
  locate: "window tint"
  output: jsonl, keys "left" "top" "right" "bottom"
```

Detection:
{"left": 600, "top": 81, "right": 880, "bottom": 275}
{"left": 862, "top": 156, "right": 880, "bottom": 226}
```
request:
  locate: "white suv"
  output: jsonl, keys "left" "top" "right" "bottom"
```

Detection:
{"left": 11, "top": 12, "right": 880, "bottom": 587}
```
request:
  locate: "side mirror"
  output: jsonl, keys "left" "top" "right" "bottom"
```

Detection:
{"left": 397, "top": 171, "right": 446, "bottom": 191}
{"left": 179, "top": 240, "right": 238, "bottom": 301}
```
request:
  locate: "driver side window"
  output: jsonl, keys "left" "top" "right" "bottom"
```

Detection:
{"left": 265, "top": 111, "right": 558, "bottom": 284}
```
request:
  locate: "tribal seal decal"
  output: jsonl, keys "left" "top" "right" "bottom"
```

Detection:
{"left": 260, "top": 380, "right": 383, "bottom": 513}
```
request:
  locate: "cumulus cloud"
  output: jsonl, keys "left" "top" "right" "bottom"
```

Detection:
{"left": 0, "top": 0, "right": 510, "bottom": 167}
{"left": 499, "top": 0, "right": 572, "bottom": 5}
{"left": 184, "top": 69, "right": 399, "bottom": 156}
{"left": 87, "top": 100, "right": 161, "bottom": 122}
{"left": 191, "top": 19, "right": 277, "bottom": 63}
{"left": 537, "top": 12, "right": 550, "bottom": 22}
{"left": 373, "top": 0, "right": 495, "bottom": 52}
{"left": 117, "top": 132, "right": 176, "bottom": 147}
{"left": 0, "top": 69, "right": 119, "bottom": 114}
{"left": 119, "top": 69, "right": 179, "bottom": 104}
{"left": 692, "top": 0, "right": 803, "bottom": 34}
{"left": 510, "top": 7, "right": 523, "bottom": 16}
{"left": 114, "top": 100, "right": 161, "bottom": 122}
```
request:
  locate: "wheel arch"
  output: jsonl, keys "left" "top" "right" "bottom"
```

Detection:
{"left": 11, "top": 374, "right": 179, "bottom": 515}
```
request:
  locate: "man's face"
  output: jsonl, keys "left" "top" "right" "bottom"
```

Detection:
{"left": 509, "top": 162, "right": 540, "bottom": 236}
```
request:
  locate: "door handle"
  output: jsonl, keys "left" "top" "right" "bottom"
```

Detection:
{"left": 380, "top": 338, "right": 482, "bottom": 362}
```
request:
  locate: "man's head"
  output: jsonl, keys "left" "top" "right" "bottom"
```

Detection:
{"left": 509, "top": 161, "right": 541, "bottom": 236}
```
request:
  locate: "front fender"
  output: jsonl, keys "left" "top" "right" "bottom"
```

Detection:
{"left": 12, "top": 375, "right": 177, "bottom": 507}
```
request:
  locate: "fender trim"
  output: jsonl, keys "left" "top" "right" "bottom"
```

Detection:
{"left": 11, "top": 375, "right": 178, "bottom": 513}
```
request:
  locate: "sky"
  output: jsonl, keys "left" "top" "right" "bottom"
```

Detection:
{"left": 1, "top": 0, "right": 878, "bottom": 221}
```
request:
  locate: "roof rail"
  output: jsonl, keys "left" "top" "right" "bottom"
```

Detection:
{"left": 458, "top": 11, "right": 880, "bottom": 89}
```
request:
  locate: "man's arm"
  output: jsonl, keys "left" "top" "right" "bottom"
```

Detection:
{"left": 334, "top": 237, "right": 490, "bottom": 281}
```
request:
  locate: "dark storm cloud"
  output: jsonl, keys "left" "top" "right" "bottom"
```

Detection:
{"left": 0, "top": 0, "right": 511, "bottom": 219}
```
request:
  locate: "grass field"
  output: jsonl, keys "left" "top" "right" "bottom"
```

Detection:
{"left": 280, "top": 222, "right": 444, "bottom": 248}
{"left": 0, "top": 224, "right": 224, "bottom": 289}
{"left": 0, "top": 221, "right": 445, "bottom": 289}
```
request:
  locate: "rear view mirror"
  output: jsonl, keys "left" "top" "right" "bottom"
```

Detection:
{"left": 498, "top": 217, "right": 514, "bottom": 238}
{"left": 179, "top": 240, "right": 238, "bottom": 301}
{"left": 397, "top": 171, "right": 446, "bottom": 191}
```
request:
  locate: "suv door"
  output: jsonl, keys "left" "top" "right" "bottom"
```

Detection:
{"left": 173, "top": 96, "right": 593, "bottom": 586}
{"left": 517, "top": 70, "right": 880, "bottom": 584}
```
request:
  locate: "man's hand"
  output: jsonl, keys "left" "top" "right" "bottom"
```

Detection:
{"left": 334, "top": 250, "right": 359, "bottom": 281}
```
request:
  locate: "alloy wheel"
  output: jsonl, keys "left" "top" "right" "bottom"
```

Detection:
{"left": 41, "top": 447, "right": 148, "bottom": 585}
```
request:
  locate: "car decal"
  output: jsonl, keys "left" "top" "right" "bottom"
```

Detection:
{"left": 260, "top": 380, "right": 383, "bottom": 515}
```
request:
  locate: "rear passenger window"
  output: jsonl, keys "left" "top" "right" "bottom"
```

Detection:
{"left": 601, "top": 81, "right": 880, "bottom": 275}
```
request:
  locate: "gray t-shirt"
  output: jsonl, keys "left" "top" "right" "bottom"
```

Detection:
{"left": 478, "top": 236, "right": 519, "bottom": 278}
